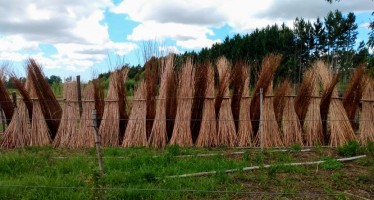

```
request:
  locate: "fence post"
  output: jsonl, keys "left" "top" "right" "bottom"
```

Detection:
{"left": 259, "top": 88, "right": 263, "bottom": 150}
{"left": 77, "top": 75, "right": 83, "bottom": 117}
{"left": 0, "top": 104, "right": 5, "bottom": 132}
{"left": 92, "top": 109, "right": 104, "bottom": 176}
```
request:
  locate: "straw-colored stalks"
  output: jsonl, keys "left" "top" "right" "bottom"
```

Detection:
{"left": 273, "top": 80, "right": 288, "bottom": 126}
{"left": 148, "top": 55, "right": 174, "bottom": 147}
{"left": 169, "top": 58, "right": 195, "bottom": 146}
{"left": 53, "top": 82, "right": 80, "bottom": 147}
{"left": 315, "top": 61, "right": 356, "bottom": 146}
{"left": 281, "top": 81, "right": 303, "bottom": 146}
{"left": 359, "top": 78, "right": 374, "bottom": 144}
{"left": 0, "top": 100, "right": 31, "bottom": 149}
{"left": 251, "top": 54, "right": 282, "bottom": 135}
{"left": 343, "top": 65, "right": 366, "bottom": 129}
{"left": 237, "top": 67, "right": 253, "bottom": 147}
{"left": 99, "top": 69, "right": 128, "bottom": 147}
{"left": 216, "top": 57, "right": 237, "bottom": 147}
{"left": 294, "top": 69, "right": 316, "bottom": 126}
{"left": 0, "top": 66, "right": 13, "bottom": 125}
{"left": 255, "top": 83, "right": 283, "bottom": 147}
{"left": 231, "top": 61, "right": 245, "bottom": 131}
{"left": 196, "top": 64, "right": 217, "bottom": 147}
{"left": 122, "top": 81, "right": 147, "bottom": 147}
{"left": 75, "top": 84, "right": 96, "bottom": 148}
{"left": 145, "top": 57, "right": 159, "bottom": 139}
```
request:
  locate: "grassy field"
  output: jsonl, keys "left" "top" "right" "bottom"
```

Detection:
{"left": 0, "top": 142, "right": 373, "bottom": 200}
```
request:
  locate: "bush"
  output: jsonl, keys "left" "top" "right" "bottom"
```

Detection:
{"left": 321, "top": 157, "right": 343, "bottom": 170}
{"left": 337, "top": 141, "right": 361, "bottom": 157}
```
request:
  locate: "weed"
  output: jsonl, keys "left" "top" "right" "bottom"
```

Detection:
{"left": 242, "top": 150, "right": 250, "bottom": 162}
{"left": 166, "top": 145, "right": 181, "bottom": 156}
{"left": 337, "top": 141, "right": 361, "bottom": 157}
{"left": 321, "top": 157, "right": 343, "bottom": 170}
{"left": 290, "top": 144, "right": 302, "bottom": 151}
{"left": 356, "top": 173, "right": 369, "bottom": 183}
{"left": 255, "top": 152, "right": 264, "bottom": 165}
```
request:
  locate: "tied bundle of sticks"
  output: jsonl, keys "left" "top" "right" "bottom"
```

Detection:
{"left": 27, "top": 59, "right": 62, "bottom": 140}
{"left": 196, "top": 63, "right": 217, "bottom": 147}
{"left": 169, "top": 58, "right": 195, "bottom": 146}
{"left": 0, "top": 78, "right": 31, "bottom": 149}
{"left": 299, "top": 69, "right": 323, "bottom": 146}
{"left": 342, "top": 65, "right": 366, "bottom": 130}
{"left": 53, "top": 81, "right": 80, "bottom": 147}
{"left": 255, "top": 83, "right": 284, "bottom": 147}
{"left": 316, "top": 61, "right": 356, "bottom": 146}
{"left": 122, "top": 81, "right": 147, "bottom": 147}
{"left": 0, "top": 65, "right": 14, "bottom": 126}
{"left": 359, "top": 77, "right": 374, "bottom": 144}
{"left": 280, "top": 80, "right": 303, "bottom": 146}
{"left": 215, "top": 57, "right": 237, "bottom": 147}
{"left": 99, "top": 69, "right": 128, "bottom": 147}
{"left": 237, "top": 66, "right": 253, "bottom": 147}
{"left": 148, "top": 54, "right": 174, "bottom": 147}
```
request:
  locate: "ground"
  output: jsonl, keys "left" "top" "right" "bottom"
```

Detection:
{"left": 0, "top": 143, "right": 373, "bottom": 199}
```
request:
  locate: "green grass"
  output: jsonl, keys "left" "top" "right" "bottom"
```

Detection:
{"left": 0, "top": 146, "right": 373, "bottom": 199}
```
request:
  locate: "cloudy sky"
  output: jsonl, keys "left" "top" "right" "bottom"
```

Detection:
{"left": 0, "top": 0, "right": 373, "bottom": 81}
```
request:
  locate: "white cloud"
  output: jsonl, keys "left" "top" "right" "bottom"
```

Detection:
{"left": 177, "top": 38, "right": 221, "bottom": 49}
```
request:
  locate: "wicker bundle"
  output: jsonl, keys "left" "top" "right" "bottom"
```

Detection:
{"left": 122, "top": 81, "right": 147, "bottom": 147}
{"left": 216, "top": 57, "right": 237, "bottom": 147}
{"left": 359, "top": 77, "right": 374, "bottom": 144}
{"left": 231, "top": 61, "right": 246, "bottom": 131}
{"left": 255, "top": 83, "right": 283, "bottom": 147}
{"left": 148, "top": 55, "right": 174, "bottom": 147}
{"left": 251, "top": 54, "right": 282, "bottom": 135}
{"left": 27, "top": 59, "right": 61, "bottom": 139}
{"left": 315, "top": 61, "right": 356, "bottom": 146}
{"left": 237, "top": 67, "right": 253, "bottom": 147}
{"left": 75, "top": 84, "right": 96, "bottom": 148}
{"left": 170, "top": 58, "right": 195, "bottom": 146}
{"left": 281, "top": 81, "right": 303, "bottom": 146}
{"left": 53, "top": 82, "right": 80, "bottom": 147}
{"left": 99, "top": 69, "right": 128, "bottom": 147}
{"left": 145, "top": 57, "right": 159, "bottom": 139}
{"left": 273, "top": 81, "right": 289, "bottom": 127}
{"left": 196, "top": 64, "right": 217, "bottom": 147}
{"left": 0, "top": 66, "right": 13, "bottom": 125}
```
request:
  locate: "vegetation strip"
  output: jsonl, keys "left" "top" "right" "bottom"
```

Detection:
{"left": 166, "top": 155, "right": 366, "bottom": 178}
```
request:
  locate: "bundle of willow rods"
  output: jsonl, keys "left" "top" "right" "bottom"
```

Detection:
{"left": 170, "top": 58, "right": 195, "bottom": 146}
{"left": 196, "top": 64, "right": 217, "bottom": 147}
{"left": 28, "top": 74, "right": 52, "bottom": 146}
{"left": 359, "top": 77, "right": 374, "bottom": 144}
{"left": 145, "top": 57, "right": 159, "bottom": 139}
{"left": 237, "top": 66, "right": 253, "bottom": 147}
{"left": 303, "top": 71, "right": 323, "bottom": 146}
{"left": 216, "top": 57, "right": 237, "bottom": 147}
{"left": 0, "top": 79, "right": 31, "bottom": 149}
{"left": 27, "top": 59, "right": 61, "bottom": 139}
{"left": 294, "top": 69, "right": 316, "bottom": 126}
{"left": 75, "top": 84, "right": 96, "bottom": 148}
{"left": 231, "top": 61, "right": 245, "bottom": 131}
{"left": 316, "top": 61, "right": 356, "bottom": 146}
{"left": 251, "top": 54, "right": 282, "bottom": 135}
{"left": 273, "top": 80, "right": 288, "bottom": 127}
{"left": 255, "top": 83, "right": 284, "bottom": 147}
{"left": 99, "top": 69, "right": 128, "bottom": 147}
{"left": 122, "top": 81, "right": 147, "bottom": 147}
{"left": 53, "top": 82, "right": 80, "bottom": 147}
{"left": 148, "top": 54, "right": 174, "bottom": 147}
{"left": 343, "top": 65, "right": 366, "bottom": 129}
{"left": 0, "top": 66, "right": 13, "bottom": 125}
{"left": 281, "top": 81, "right": 303, "bottom": 146}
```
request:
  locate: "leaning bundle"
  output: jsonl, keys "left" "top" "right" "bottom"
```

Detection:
{"left": 148, "top": 55, "right": 174, "bottom": 147}
{"left": 255, "top": 83, "right": 283, "bottom": 147}
{"left": 343, "top": 65, "right": 366, "bottom": 129}
{"left": 216, "top": 57, "right": 237, "bottom": 147}
{"left": 170, "top": 58, "right": 195, "bottom": 146}
{"left": 145, "top": 57, "right": 159, "bottom": 139}
{"left": 231, "top": 61, "right": 245, "bottom": 131}
{"left": 0, "top": 67, "right": 13, "bottom": 125}
{"left": 0, "top": 79, "right": 31, "bottom": 149}
{"left": 237, "top": 67, "right": 253, "bottom": 147}
{"left": 303, "top": 73, "right": 323, "bottom": 146}
{"left": 99, "top": 69, "right": 128, "bottom": 147}
{"left": 75, "top": 84, "right": 96, "bottom": 148}
{"left": 359, "top": 77, "right": 374, "bottom": 144}
{"left": 273, "top": 81, "right": 288, "bottom": 127}
{"left": 196, "top": 64, "right": 217, "bottom": 147}
{"left": 53, "top": 82, "right": 80, "bottom": 147}
{"left": 251, "top": 54, "right": 282, "bottom": 135}
{"left": 294, "top": 69, "right": 316, "bottom": 126}
{"left": 281, "top": 81, "right": 303, "bottom": 146}
{"left": 122, "top": 81, "right": 147, "bottom": 147}
{"left": 316, "top": 61, "right": 356, "bottom": 146}
{"left": 27, "top": 59, "right": 61, "bottom": 139}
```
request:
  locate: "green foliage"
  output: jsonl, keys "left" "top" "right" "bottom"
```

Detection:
{"left": 290, "top": 144, "right": 302, "bottom": 151}
{"left": 321, "top": 157, "right": 343, "bottom": 170}
{"left": 337, "top": 141, "right": 361, "bottom": 157}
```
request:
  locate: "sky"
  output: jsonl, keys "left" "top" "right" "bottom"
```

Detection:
{"left": 0, "top": 0, "right": 373, "bottom": 81}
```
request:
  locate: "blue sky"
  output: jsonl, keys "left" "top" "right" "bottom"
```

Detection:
{"left": 0, "top": 0, "right": 373, "bottom": 82}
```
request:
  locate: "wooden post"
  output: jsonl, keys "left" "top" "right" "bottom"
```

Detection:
{"left": 92, "top": 109, "right": 104, "bottom": 176}
{"left": 0, "top": 104, "right": 6, "bottom": 132}
{"left": 77, "top": 75, "right": 83, "bottom": 116}
{"left": 259, "top": 88, "right": 263, "bottom": 150}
